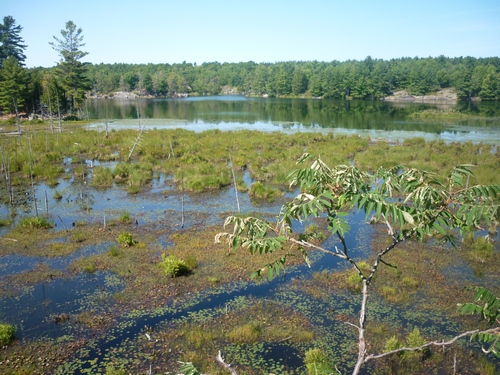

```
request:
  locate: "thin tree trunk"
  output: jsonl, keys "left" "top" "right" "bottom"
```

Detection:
{"left": 181, "top": 174, "right": 185, "bottom": 229}
{"left": 27, "top": 137, "right": 38, "bottom": 216}
{"left": 352, "top": 280, "right": 368, "bottom": 375}
{"left": 45, "top": 191, "right": 49, "bottom": 218}
{"left": 55, "top": 87, "right": 62, "bottom": 133}
{"left": 13, "top": 97, "right": 21, "bottom": 135}
{"left": 229, "top": 154, "right": 240, "bottom": 213}
{"left": 47, "top": 87, "right": 54, "bottom": 134}
{"left": 105, "top": 99, "right": 109, "bottom": 137}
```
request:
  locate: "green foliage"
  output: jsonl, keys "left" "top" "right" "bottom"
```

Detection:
{"left": 159, "top": 254, "right": 190, "bottom": 278}
{"left": 117, "top": 211, "right": 131, "bottom": 224}
{"left": 104, "top": 365, "right": 126, "bottom": 375}
{"left": 91, "top": 166, "right": 114, "bottom": 187}
{"left": 50, "top": 21, "right": 90, "bottom": 113}
{"left": 184, "top": 255, "right": 198, "bottom": 270}
{"left": 178, "top": 361, "right": 200, "bottom": 375}
{"left": 384, "top": 335, "right": 401, "bottom": 353}
{"left": 459, "top": 286, "right": 500, "bottom": 357}
{"left": 248, "top": 181, "right": 283, "bottom": 202}
{"left": 0, "top": 323, "right": 15, "bottom": 346}
{"left": 227, "top": 321, "right": 262, "bottom": 343}
{"left": 117, "top": 232, "right": 136, "bottom": 247}
{"left": 462, "top": 233, "right": 495, "bottom": 259}
{"left": 217, "top": 155, "right": 500, "bottom": 374}
{"left": 0, "top": 16, "right": 27, "bottom": 64}
{"left": 18, "top": 216, "right": 52, "bottom": 230}
{"left": 304, "top": 348, "right": 336, "bottom": 375}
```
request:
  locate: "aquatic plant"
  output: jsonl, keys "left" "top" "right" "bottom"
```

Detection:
{"left": 159, "top": 254, "right": 190, "bottom": 277}
{"left": 91, "top": 166, "right": 114, "bottom": 187}
{"left": 249, "top": 181, "right": 283, "bottom": 202}
{"left": 0, "top": 323, "right": 15, "bottom": 346}
{"left": 18, "top": 216, "right": 52, "bottom": 229}
{"left": 217, "top": 155, "right": 500, "bottom": 375}
{"left": 117, "top": 232, "right": 136, "bottom": 247}
{"left": 304, "top": 348, "right": 336, "bottom": 375}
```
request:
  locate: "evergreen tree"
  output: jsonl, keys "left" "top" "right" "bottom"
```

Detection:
{"left": 50, "top": 21, "right": 90, "bottom": 114}
{"left": 0, "top": 56, "right": 28, "bottom": 133}
{"left": 0, "top": 16, "right": 27, "bottom": 65}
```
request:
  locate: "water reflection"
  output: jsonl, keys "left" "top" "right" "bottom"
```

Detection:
{"left": 86, "top": 97, "right": 500, "bottom": 144}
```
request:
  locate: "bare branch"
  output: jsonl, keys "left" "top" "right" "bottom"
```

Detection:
{"left": 288, "top": 238, "right": 346, "bottom": 258}
{"left": 364, "top": 327, "right": 500, "bottom": 362}
{"left": 216, "top": 351, "right": 238, "bottom": 375}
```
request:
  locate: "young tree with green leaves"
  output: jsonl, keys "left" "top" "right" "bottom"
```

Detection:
{"left": 216, "top": 154, "right": 500, "bottom": 375}
{"left": 50, "top": 20, "right": 90, "bottom": 115}
{"left": 0, "top": 16, "right": 27, "bottom": 66}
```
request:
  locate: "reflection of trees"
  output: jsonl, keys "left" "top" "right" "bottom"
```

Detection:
{"left": 87, "top": 98, "right": 500, "bottom": 133}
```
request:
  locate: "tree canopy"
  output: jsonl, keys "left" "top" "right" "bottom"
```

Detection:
{"left": 0, "top": 16, "right": 26, "bottom": 65}
{"left": 50, "top": 20, "right": 90, "bottom": 114}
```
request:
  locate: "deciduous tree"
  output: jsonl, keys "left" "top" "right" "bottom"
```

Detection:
{"left": 217, "top": 154, "right": 500, "bottom": 375}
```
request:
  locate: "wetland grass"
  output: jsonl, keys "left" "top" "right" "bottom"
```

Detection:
{"left": 1, "top": 124, "right": 499, "bottom": 374}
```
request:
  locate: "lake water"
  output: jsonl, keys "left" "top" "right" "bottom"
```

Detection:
{"left": 85, "top": 96, "right": 500, "bottom": 144}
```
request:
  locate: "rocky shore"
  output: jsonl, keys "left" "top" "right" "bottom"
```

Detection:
{"left": 382, "top": 87, "right": 458, "bottom": 102}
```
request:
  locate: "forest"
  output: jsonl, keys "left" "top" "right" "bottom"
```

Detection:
{"left": 1, "top": 15, "right": 500, "bottom": 118}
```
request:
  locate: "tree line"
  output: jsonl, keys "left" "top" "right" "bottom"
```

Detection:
{"left": 1, "top": 15, "right": 500, "bottom": 119}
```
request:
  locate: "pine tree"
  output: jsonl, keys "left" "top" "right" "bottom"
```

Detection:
{"left": 0, "top": 16, "right": 27, "bottom": 66}
{"left": 50, "top": 21, "right": 90, "bottom": 114}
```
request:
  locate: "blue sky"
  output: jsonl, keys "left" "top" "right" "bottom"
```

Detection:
{"left": 3, "top": 0, "right": 500, "bottom": 68}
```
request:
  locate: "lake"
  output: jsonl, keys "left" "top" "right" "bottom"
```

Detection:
{"left": 85, "top": 96, "right": 500, "bottom": 144}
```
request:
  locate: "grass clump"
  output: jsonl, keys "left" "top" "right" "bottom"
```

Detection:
{"left": 0, "top": 323, "right": 15, "bottom": 346}
{"left": 249, "top": 181, "right": 283, "bottom": 202}
{"left": 117, "top": 232, "right": 136, "bottom": 247}
{"left": 304, "top": 348, "right": 335, "bottom": 375}
{"left": 159, "top": 254, "right": 190, "bottom": 277}
{"left": 18, "top": 216, "right": 52, "bottom": 230}
{"left": 117, "top": 211, "right": 131, "bottom": 224}
{"left": 91, "top": 166, "right": 114, "bottom": 187}
{"left": 462, "top": 233, "right": 495, "bottom": 261}
{"left": 227, "top": 320, "right": 262, "bottom": 343}
{"left": 0, "top": 217, "right": 12, "bottom": 227}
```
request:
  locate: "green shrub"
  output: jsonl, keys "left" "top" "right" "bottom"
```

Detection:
{"left": 304, "top": 348, "right": 335, "bottom": 375}
{"left": 117, "top": 232, "right": 136, "bottom": 247}
{"left": 159, "top": 254, "right": 190, "bottom": 277}
{"left": 0, "top": 323, "right": 15, "bottom": 346}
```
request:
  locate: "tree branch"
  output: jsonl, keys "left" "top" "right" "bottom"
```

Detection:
{"left": 364, "top": 327, "right": 500, "bottom": 362}
{"left": 216, "top": 351, "right": 239, "bottom": 375}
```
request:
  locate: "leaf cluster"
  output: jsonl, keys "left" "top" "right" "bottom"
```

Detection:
{"left": 459, "top": 286, "right": 500, "bottom": 357}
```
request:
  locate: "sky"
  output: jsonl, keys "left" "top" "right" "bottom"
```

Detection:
{"left": 3, "top": 0, "right": 500, "bottom": 68}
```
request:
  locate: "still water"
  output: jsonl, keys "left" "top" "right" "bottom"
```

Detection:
{"left": 86, "top": 96, "right": 500, "bottom": 144}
